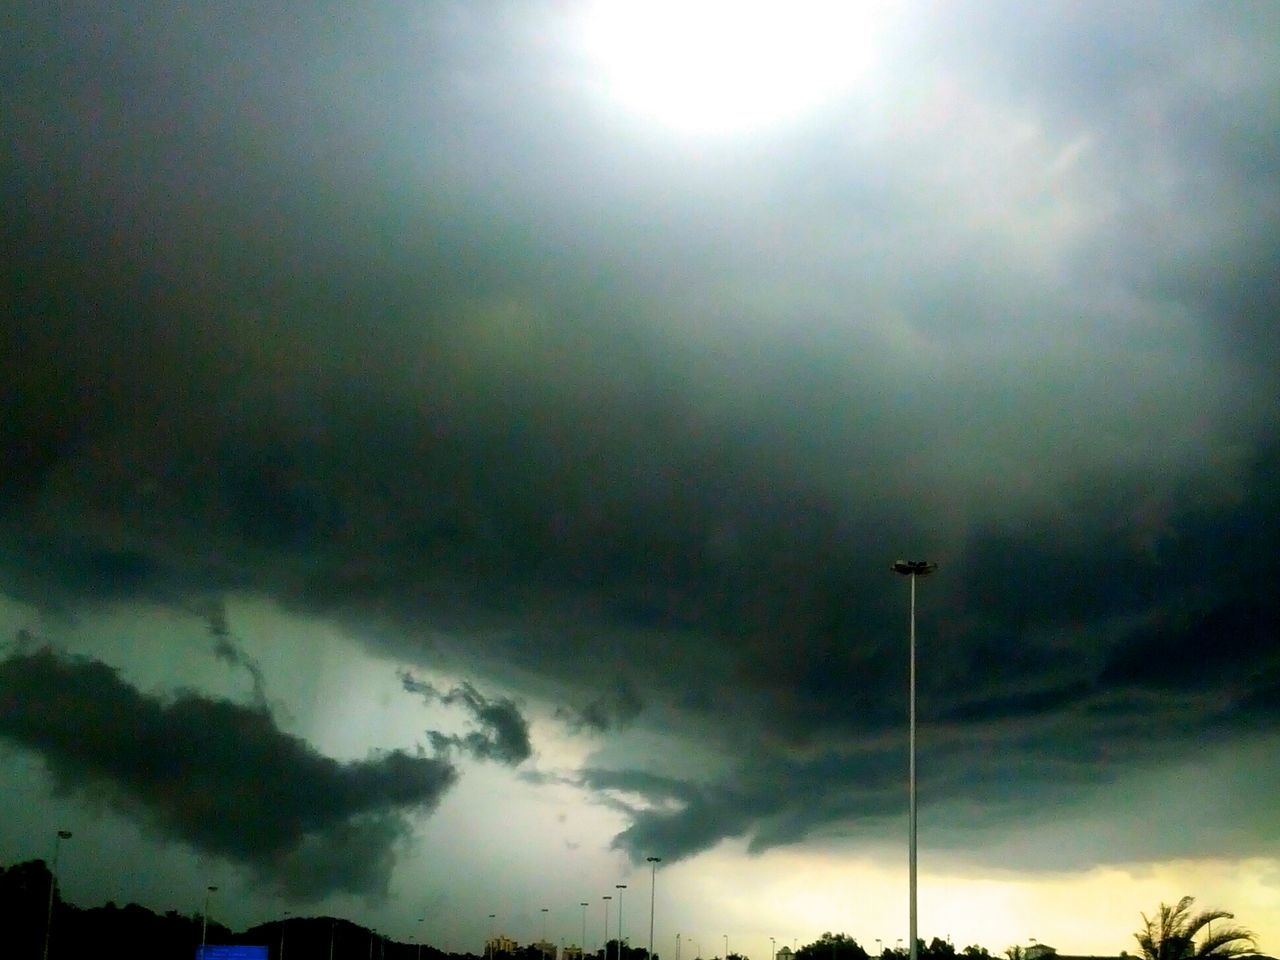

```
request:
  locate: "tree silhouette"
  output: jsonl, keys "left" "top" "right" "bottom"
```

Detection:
{"left": 1134, "top": 896, "right": 1255, "bottom": 960}
{"left": 797, "top": 932, "right": 868, "bottom": 960}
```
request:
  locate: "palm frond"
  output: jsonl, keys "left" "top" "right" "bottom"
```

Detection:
{"left": 1133, "top": 896, "right": 1255, "bottom": 960}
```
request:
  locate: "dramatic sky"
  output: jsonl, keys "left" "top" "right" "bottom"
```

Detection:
{"left": 3, "top": 1, "right": 1278, "bottom": 955}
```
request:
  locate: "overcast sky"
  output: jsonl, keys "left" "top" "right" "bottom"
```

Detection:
{"left": 2, "top": 1, "right": 1278, "bottom": 955}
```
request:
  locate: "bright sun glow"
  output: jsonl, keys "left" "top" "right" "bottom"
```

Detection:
{"left": 579, "top": 0, "right": 897, "bottom": 135}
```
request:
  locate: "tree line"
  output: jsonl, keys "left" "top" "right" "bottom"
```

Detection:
{"left": 1, "top": 860, "right": 1260, "bottom": 960}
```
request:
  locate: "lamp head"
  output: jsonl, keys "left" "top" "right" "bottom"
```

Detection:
{"left": 891, "top": 560, "right": 937, "bottom": 576}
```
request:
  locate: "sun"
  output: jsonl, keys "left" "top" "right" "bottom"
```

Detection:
{"left": 578, "top": 0, "right": 897, "bottom": 135}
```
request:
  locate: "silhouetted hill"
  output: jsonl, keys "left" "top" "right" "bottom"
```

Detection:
{"left": 0, "top": 860, "right": 483, "bottom": 960}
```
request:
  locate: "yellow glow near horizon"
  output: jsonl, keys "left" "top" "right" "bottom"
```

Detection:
{"left": 579, "top": 0, "right": 897, "bottom": 135}
{"left": 665, "top": 845, "right": 1280, "bottom": 957}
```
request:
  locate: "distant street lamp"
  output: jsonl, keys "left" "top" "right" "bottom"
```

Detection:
{"left": 646, "top": 858, "right": 661, "bottom": 960}
{"left": 202, "top": 885, "right": 219, "bottom": 949}
{"left": 724, "top": 935, "right": 729, "bottom": 959}
{"left": 489, "top": 914, "right": 498, "bottom": 960}
{"left": 616, "top": 885, "right": 627, "bottom": 959}
{"left": 42, "top": 829, "right": 73, "bottom": 960}
{"left": 771, "top": 937, "right": 776, "bottom": 960}
{"left": 891, "top": 559, "right": 937, "bottom": 960}
{"left": 419, "top": 918, "right": 426, "bottom": 960}
{"left": 543, "top": 908, "right": 551, "bottom": 960}
{"left": 281, "top": 910, "right": 292, "bottom": 960}
{"left": 582, "top": 902, "right": 590, "bottom": 954}
{"left": 876, "top": 941, "right": 882, "bottom": 958}
{"left": 603, "top": 897, "right": 613, "bottom": 960}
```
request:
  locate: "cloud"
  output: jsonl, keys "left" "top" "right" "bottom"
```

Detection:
{"left": 200, "top": 597, "right": 270, "bottom": 710}
{"left": 0, "top": 645, "right": 457, "bottom": 898}
{"left": 558, "top": 681, "right": 644, "bottom": 734}
{"left": 0, "top": 0, "right": 1277, "bottom": 882}
{"left": 401, "top": 673, "right": 532, "bottom": 766}
{"left": 566, "top": 448, "right": 1280, "bottom": 866}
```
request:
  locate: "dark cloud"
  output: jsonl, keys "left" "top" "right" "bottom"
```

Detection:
{"left": 0, "top": 645, "right": 457, "bottom": 898}
{"left": 558, "top": 681, "right": 644, "bottom": 734}
{"left": 548, "top": 447, "right": 1279, "bottom": 867}
{"left": 202, "top": 598, "right": 269, "bottom": 710}
{"left": 401, "top": 673, "right": 532, "bottom": 766}
{"left": 1, "top": 0, "right": 1278, "bottom": 880}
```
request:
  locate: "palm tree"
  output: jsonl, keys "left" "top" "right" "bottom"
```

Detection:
{"left": 1134, "top": 896, "right": 1255, "bottom": 960}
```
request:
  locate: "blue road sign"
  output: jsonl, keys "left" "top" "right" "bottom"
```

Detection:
{"left": 196, "top": 946, "right": 268, "bottom": 960}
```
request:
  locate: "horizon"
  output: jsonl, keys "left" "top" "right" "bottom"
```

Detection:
{"left": 10, "top": 857, "right": 1267, "bottom": 960}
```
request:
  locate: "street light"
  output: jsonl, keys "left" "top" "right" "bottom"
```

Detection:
{"left": 616, "top": 885, "right": 627, "bottom": 960}
{"left": 582, "top": 902, "right": 590, "bottom": 955}
{"left": 280, "top": 910, "right": 292, "bottom": 960}
{"left": 201, "top": 885, "right": 219, "bottom": 949}
{"left": 771, "top": 937, "right": 776, "bottom": 960}
{"left": 543, "top": 908, "right": 551, "bottom": 960}
{"left": 42, "top": 829, "right": 72, "bottom": 960}
{"left": 723, "top": 936, "right": 728, "bottom": 959}
{"left": 419, "top": 918, "right": 426, "bottom": 960}
{"left": 891, "top": 559, "right": 936, "bottom": 960}
{"left": 603, "top": 897, "right": 613, "bottom": 960}
{"left": 646, "top": 858, "right": 661, "bottom": 960}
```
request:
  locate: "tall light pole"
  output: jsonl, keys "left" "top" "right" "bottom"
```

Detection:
{"left": 418, "top": 918, "right": 426, "bottom": 960}
{"left": 892, "top": 559, "right": 936, "bottom": 960}
{"left": 603, "top": 897, "right": 613, "bottom": 960}
{"left": 201, "top": 885, "right": 219, "bottom": 950}
{"left": 42, "top": 829, "right": 72, "bottom": 960}
{"left": 771, "top": 937, "right": 776, "bottom": 960}
{"left": 582, "top": 902, "right": 590, "bottom": 954}
{"left": 646, "top": 858, "right": 661, "bottom": 960}
{"left": 542, "top": 908, "right": 551, "bottom": 959}
{"left": 616, "top": 886, "right": 627, "bottom": 958}
{"left": 723, "top": 936, "right": 728, "bottom": 959}
{"left": 280, "top": 910, "right": 292, "bottom": 960}
{"left": 676, "top": 934, "right": 682, "bottom": 960}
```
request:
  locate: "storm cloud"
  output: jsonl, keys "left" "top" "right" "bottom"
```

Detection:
{"left": 1, "top": 0, "right": 1278, "bottom": 892}
{"left": 0, "top": 645, "right": 457, "bottom": 897}
{"left": 401, "top": 673, "right": 533, "bottom": 766}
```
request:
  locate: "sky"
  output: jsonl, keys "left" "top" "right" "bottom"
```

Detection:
{"left": 2, "top": 0, "right": 1278, "bottom": 956}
